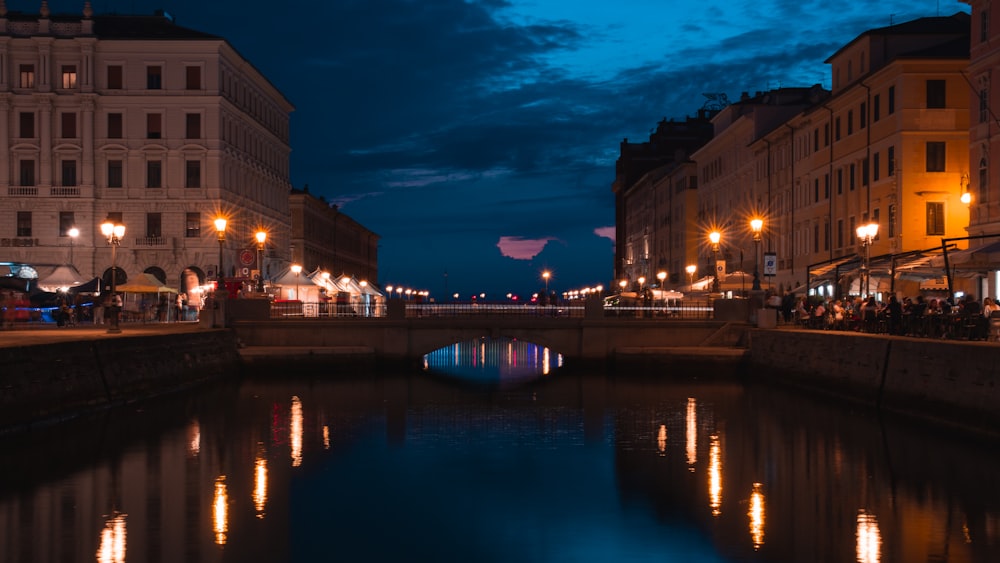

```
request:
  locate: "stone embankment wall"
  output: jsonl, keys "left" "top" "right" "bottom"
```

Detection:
{"left": 748, "top": 330, "right": 1000, "bottom": 434}
{"left": 0, "top": 331, "right": 241, "bottom": 432}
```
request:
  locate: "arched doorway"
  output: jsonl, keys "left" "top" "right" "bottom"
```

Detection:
{"left": 144, "top": 266, "right": 167, "bottom": 285}
{"left": 101, "top": 267, "right": 128, "bottom": 292}
{"left": 181, "top": 267, "right": 207, "bottom": 309}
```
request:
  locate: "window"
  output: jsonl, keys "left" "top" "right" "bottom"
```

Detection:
{"left": 16, "top": 212, "right": 31, "bottom": 237}
{"left": 824, "top": 222, "right": 830, "bottom": 251}
{"left": 824, "top": 174, "right": 829, "bottom": 198}
{"left": 19, "top": 64, "right": 34, "bottom": 88}
{"left": 983, "top": 10, "right": 990, "bottom": 43}
{"left": 146, "top": 213, "right": 162, "bottom": 238}
{"left": 863, "top": 157, "right": 869, "bottom": 186}
{"left": 837, "top": 168, "right": 843, "bottom": 195}
{"left": 873, "top": 94, "right": 881, "bottom": 122}
{"left": 106, "top": 211, "right": 123, "bottom": 226}
{"left": 59, "top": 212, "right": 75, "bottom": 237}
{"left": 835, "top": 117, "right": 841, "bottom": 141}
{"left": 926, "top": 202, "right": 945, "bottom": 236}
{"left": 873, "top": 152, "right": 880, "bottom": 181}
{"left": 813, "top": 224, "right": 819, "bottom": 253}
{"left": 981, "top": 89, "right": 989, "bottom": 123}
{"left": 888, "top": 86, "right": 896, "bottom": 114}
{"left": 837, "top": 219, "right": 844, "bottom": 248}
{"left": 185, "top": 113, "right": 201, "bottom": 139}
{"left": 888, "top": 204, "right": 897, "bottom": 238}
{"left": 887, "top": 146, "right": 895, "bottom": 176}
{"left": 850, "top": 163, "right": 856, "bottom": 191}
{"left": 847, "top": 110, "right": 854, "bottom": 135}
{"left": 926, "top": 80, "right": 946, "bottom": 108}
{"left": 107, "top": 65, "right": 123, "bottom": 89}
{"left": 185, "top": 65, "right": 201, "bottom": 90}
{"left": 860, "top": 102, "right": 867, "bottom": 128}
{"left": 146, "top": 113, "right": 161, "bottom": 139}
{"left": 108, "top": 160, "right": 123, "bottom": 188}
{"left": 61, "top": 112, "right": 76, "bottom": 138}
{"left": 980, "top": 157, "right": 989, "bottom": 203}
{"left": 186, "top": 212, "right": 201, "bottom": 238}
{"left": 813, "top": 128, "right": 819, "bottom": 152}
{"left": 61, "top": 65, "right": 77, "bottom": 89}
{"left": 814, "top": 178, "right": 819, "bottom": 203}
{"left": 19, "top": 112, "right": 34, "bottom": 138}
{"left": 146, "top": 65, "right": 162, "bottom": 89}
{"left": 147, "top": 160, "right": 162, "bottom": 188}
{"left": 19, "top": 160, "right": 34, "bottom": 186}
{"left": 61, "top": 160, "right": 77, "bottom": 186}
{"left": 926, "top": 142, "right": 946, "bottom": 172}
{"left": 185, "top": 160, "right": 201, "bottom": 188}
{"left": 107, "top": 113, "right": 123, "bottom": 138}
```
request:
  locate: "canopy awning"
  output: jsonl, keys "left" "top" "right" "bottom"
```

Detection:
{"left": 36, "top": 264, "right": 87, "bottom": 291}
{"left": 115, "top": 273, "right": 177, "bottom": 293}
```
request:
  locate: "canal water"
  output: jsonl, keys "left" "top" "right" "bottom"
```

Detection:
{"left": 1, "top": 338, "right": 999, "bottom": 562}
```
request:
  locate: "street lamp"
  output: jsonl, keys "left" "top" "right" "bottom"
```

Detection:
{"left": 214, "top": 217, "right": 227, "bottom": 289}
{"left": 657, "top": 270, "right": 667, "bottom": 287}
{"left": 750, "top": 218, "right": 763, "bottom": 291}
{"left": 856, "top": 222, "right": 879, "bottom": 298}
{"left": 100, "top": 217, "right": 125, "bottom": 334}
{"left": 709, "top": 231, "right": 722, "bottom": 293}
{"left": 619, "top": 279, "right": 628, "bottom": 292}
{"left": 67, "top": 226, "right": 79, "bottom": 265}
{"left": 686, "top": 264, "right": 697, "bottom": 288}
{"left": 290, "top": 264, "right": 302, "bottom": 300}
{"left": 255, "top": 230, "right": 267, "bottom": 292}
{"left": 542, "top": 271, "right": 551, "bottom": 294}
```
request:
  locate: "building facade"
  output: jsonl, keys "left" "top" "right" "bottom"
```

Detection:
{"left": 0, "top": 3, "right": 294, "bottom": 296}
{"left": 288, "top": 187, "right": 379, "bottom": 285}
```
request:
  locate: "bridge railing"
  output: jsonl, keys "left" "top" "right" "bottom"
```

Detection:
{"left": 265, "top": 300, "right": 717, "bottom": 320}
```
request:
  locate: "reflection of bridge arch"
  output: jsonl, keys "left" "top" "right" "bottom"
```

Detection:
{"left": 409, "top": 326, "right": 576, "bottom": 359}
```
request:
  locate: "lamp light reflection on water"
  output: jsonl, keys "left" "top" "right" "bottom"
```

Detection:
{"left": 748, "top": 482, "right": 765, "bottom": 550}
{"left": 290, "top": 396, "right": 303, "bottom": 467}
{"left": 253, "top": 455, "right": 268, "bottom": 519}
{"left": 323, "top": 425, "right": 330, "bottom": 449}
{"left": 657, "top": 424, "right": 667, "bottom": 456}
{"left": 188, "top": 420, "right": 200, "bottom": 457}
{"left": 213, "top": 476, "right": 228, "bottom": 545}
{"left": 686, "top": 398, "right": 697, "bottom": 470}
{"left": 709, "top": 433, "right": 722, "bottom": 516}
{"left": 96, "top": 512, "right": 127, "bottom": 563}
{"left": 856, "top": 509, "right": 881, "bottom": 563}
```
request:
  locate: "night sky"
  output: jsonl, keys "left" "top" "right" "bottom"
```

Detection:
{"left": 47, "top": 1, "right": 970, "bottom": 299}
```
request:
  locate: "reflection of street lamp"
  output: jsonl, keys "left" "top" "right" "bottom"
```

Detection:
{"left": 686, "top": 264, "right": 697, "bottom": 288}
{"left": 214, "top": 218, "right": 227, "bottom": 286}
{"left": 290, "top": 264, "right": 302, "bottom": 300}
{"left": 255, "top": 231, "right": 267, "bottom": 292}
{"left": 709, "top": 231, "right": 721, "bottom": 293}
{"left": 100, "top": 217, "right": 125, "bottom": 334}
{"left": 856, "top": 222, "right": 879, "bottom": 298}
{"left": 67, "top": 226, "right": 79, "bottom": 265}
{"left": 750, "top": 218, "right": 763, "bottom": 291}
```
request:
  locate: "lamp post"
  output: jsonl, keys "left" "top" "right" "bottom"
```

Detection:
{"left": 255, "top": 231, "right": 267, "bottom": 292}
{"left": 709, "top": 231, "right": 722, "bottom": 293}
{"left": 856, "top": 223, "right": 879, "bottom": 298}
{"left": 214, "top": 218, "right": 227, "bottom": 289}
{"left": 100, "top": 217, "right": 125, "bottom": 334}
{"left": 686, "top": 264, "right": 697, "bottom": 289}
{"left": 542, "top": 271, "right": 551, "bottom": 295}
{"left": 750, "top": 218, "right": 763, "bottom": 291}
{"left": 67, "top": 226, "right": 79, "bottom": 265}
{"left": 290, "top": 264, "right": 302, "bottom": 300}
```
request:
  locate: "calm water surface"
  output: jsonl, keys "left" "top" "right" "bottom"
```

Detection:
{"left": 1, "top": 338, "right": 999, "bottom": 562}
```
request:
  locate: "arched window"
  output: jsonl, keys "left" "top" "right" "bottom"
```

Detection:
{"left": 144, "top": 266, "right": 167, "bottom": 284}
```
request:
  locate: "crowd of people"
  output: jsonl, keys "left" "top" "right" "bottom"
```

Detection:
{"left": 769, "top": 290, "right": 1000, "bottom": 340}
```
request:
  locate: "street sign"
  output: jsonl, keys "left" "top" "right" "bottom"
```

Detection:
{"left": 763, "top": 253, "right": 777, "bottom": 276}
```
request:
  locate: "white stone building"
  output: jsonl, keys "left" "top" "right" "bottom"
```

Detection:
{"left": 0, "top": 2, "right": 294, "bottom": 294}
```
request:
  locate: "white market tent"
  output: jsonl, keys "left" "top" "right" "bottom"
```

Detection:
{"left": 37, "top": 264, "right": 87, "bottom": 292}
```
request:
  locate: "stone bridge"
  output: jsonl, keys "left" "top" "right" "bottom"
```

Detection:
{"left": 230, "top": 316, "right": 750, "bottom": 368}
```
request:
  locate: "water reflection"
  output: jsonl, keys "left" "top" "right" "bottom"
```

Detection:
{"left": 1, "top": 368, "right": 999, "bottom": 562}
{"left": 423, "top": 337, "right": 562, "bottom": 386}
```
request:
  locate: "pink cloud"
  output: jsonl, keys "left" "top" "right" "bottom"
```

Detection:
{"left": 594, "top": 226, "right": 615, "bottom": 243}
{"left": 497, "top": 236, "right": 555, "bottom": 260}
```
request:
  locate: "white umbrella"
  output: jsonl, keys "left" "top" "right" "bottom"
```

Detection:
{"left": 37, "top": 264, "right": 87, "bottom": 292}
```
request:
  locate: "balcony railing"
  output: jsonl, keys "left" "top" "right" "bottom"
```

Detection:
{"left": 8, "top": 186, "right": 38, "bottom": 196}
{"left": 50, "top": 186, "right": 80, "bottom": 197}
{"left": 134, "top": 236, "right": 166, "bottom": 246}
